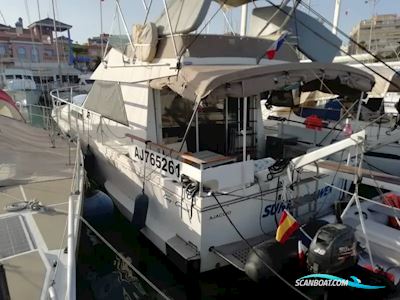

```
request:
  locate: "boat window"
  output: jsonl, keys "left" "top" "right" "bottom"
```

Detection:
{"left": 267, "top": 90, "right": 295, "bottom": 107}
{"left": 46, "top": 76, "right": 54, "bottom": 82}
{"left": 23, "top": 75, "right": 30, "bottom": 80}
{"left": 159, "top": 91, "right": 258, "bottom": 157}
{"left": 15, "top": 75, "right": 22, "bottom": 79}
{"left": 33, "top": 76, "right": 41, "bottom": 83}
{"left": 160, "top": 89, "right": 194, "bottom": 145}
{"left": 83, "top": 80, "right": 129, "bottom": 126}
{"left": 5, "top": 75, "right": 13, "bottom": 80}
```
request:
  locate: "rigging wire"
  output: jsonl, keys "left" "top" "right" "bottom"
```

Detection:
{"left": 297, "top": 0, "right": 399, "bottom": 76}
{"left": 263, "top": 0, "right": 400, "bottom": 92}
{"left": 177, "top": 0, "right": 228, "bottom": 60}
{"left": 50, "top": 206, "right": 171, "bottom": 299}
{"left": 211, "top": 192, "right": 312, "bottom": 300}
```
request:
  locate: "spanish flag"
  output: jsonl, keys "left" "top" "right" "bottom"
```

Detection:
{"left": 275, "top": 209, "right": 299, "bottom": 244}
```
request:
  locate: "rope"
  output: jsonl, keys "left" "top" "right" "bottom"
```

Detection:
{"left": 76, "top": 213, "right": 170, "bottom": 299}
{"left": 4, "top": 199, "right": 43, "bottom": 212}
{"left": 211, "top": 193, "right": 311, "bottom": 299}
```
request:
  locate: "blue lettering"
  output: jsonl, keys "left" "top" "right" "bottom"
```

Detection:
{"left": 317, "top": 186, "right": 333, "bottom": 199}
{"left": 263, "top": 205, "right": 271, "bottom": 218}
{"left": 262, "top": 202, "right": 292, "bottom": 218}
{"left": 270, "top": 204, "right": 277, "bottom": 215}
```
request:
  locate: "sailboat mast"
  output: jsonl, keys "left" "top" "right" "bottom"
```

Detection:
{"left": 240, "top": 3, "right": 248, "bottom": 36}
{"left": 51, "top": 0, "right": 62, "bottom": 85}
{"left": 332, "top": 0, "right": 341, "bottom": 35}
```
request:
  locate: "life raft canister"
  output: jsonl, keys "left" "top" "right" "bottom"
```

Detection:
{"left": 383, "top": 193, "right": 400, "bottom": 229}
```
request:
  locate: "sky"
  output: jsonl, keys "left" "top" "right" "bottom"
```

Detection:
{"left": 0, "top": 0, "right": 399, "bottom": 45}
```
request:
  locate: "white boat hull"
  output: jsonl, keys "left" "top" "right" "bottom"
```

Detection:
{"left": 81, "top": 130, "right": 341, "bottom": 273}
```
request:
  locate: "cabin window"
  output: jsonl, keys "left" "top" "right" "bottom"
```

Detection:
{"left": 5, "top": 75, "right": 13, "bottom": 80}
{"left": 17, "top": 47, "right": 26, "bottom": 60}
{"left": 15, "top": 75, "right": 22, "bottom": 79}
{"left": 160, "top": 89, "right": 193, "bottom": 145}
{"left": 158, "top": 90, "right": 258, "bottom": 157}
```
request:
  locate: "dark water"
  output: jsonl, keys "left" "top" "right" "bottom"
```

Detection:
{"left": 76, "top": 185, "right": 399, "bottom": 300}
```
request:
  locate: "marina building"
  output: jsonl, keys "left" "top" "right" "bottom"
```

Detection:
{"left": 348, "top": 14, "right": 400, "bottom": 60}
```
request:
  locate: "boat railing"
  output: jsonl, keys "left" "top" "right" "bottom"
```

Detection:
{"left": 65, "top": 139, "right": 84, "bottom": 300}
{"left": 16, "top": 103, "right": 53, "bottom": 130}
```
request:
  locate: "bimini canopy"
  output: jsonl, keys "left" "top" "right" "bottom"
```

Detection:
{"left": 357, "top": 65, "right": 400, "bottom": 97}
{"left": 150, "top": 62, "right": 375, "bottom": 104}
{"left": 0, "top": 89, "right": 24, "bottom": 121}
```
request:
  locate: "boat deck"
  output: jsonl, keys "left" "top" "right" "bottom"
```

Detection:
{"left": 0, "top": 116, "right": 83, "bottom": 300}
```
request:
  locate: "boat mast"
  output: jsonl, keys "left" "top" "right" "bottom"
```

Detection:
{"left": 100, "top": 0, "right": 104, "bottom": 58}
{"left": 332, "top": 0, "right": 341, "bottom": 35}
{"left": 51, "top": 0, "right": 62, "bottom": 86}
{"left": 240, "top": 3, "right": 248, "bottom": 36}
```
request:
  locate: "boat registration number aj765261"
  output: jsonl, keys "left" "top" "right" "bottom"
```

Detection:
{"left": 132, "top": 145, "right": 181, "bottom": 180}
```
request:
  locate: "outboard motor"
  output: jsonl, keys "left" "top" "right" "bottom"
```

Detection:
{"left": 307, "top": 223, "right": 357, "bottom": 274}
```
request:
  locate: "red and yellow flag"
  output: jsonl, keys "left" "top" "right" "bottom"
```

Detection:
{"left": 275, "top": 209, "right": 299, "bottom": 244}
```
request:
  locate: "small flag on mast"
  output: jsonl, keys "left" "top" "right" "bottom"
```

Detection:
{"left": 275, "top": 209, "right": 299, "bottom": 244}
{"left": 265, "top": 31, "right": 289, "bottom": 60}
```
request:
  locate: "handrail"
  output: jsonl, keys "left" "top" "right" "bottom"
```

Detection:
{"left": 66, "top": 140, "right": 83, "bottom": 300}
{"left": 50, "top": 86, "right": 89, "bottom": 111}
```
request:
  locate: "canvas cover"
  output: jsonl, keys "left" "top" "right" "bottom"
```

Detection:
{"left": 132, "top": 22, "right": 158, "bottom": 62}
{"left": 150, "top": 62, "right": 375, "bottom": 103}
{"left": 0, "top": 116, "right": 75, "bottom": 186}
{"left": 156, "top": 0, "right": 211, "bottom": 35}
{"left": 0, "top": 89, "right": 24, "bottom": 121}
{"left": 358, "top": 66, "right": 400, "bottom": 97}
{"left": 83, "top": 80, "right": 129, "bottom": 126}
